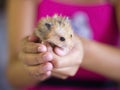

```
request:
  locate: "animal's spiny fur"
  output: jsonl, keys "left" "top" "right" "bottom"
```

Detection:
{"left": 34, "top": 14, "right": 74, "bottom": 52}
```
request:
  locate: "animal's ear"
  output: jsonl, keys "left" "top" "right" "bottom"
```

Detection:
{"left": 45, "top": 22, "right": 52, "bottom": 30}
{"left": 53, "top": 14, "right": 58, "bottom": 19}
{"left": 65, "top": 17, "right": 70, "bottom": 23}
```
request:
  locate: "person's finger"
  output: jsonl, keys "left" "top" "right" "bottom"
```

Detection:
{"left": 51, "top": 72, "right": 68, "bottom": 79}
{"left": 28, "top": 33, "right": 42, "bottom": 43}
{"left": 26, "top": 62, "right": 53, "bottom": 76}
{"left": 52, "top": 66, "right": 79, "bottom": 77}
{"left": 51, "top": 55, "right": 78, "bottom": 69}
{"left": 52, "top": 44, "right": 83, "bottom": 68}
{"left": 33, "top": 71, "right": 52, "bottom": 81}
{"left": 54, "top": 47, "right": 68, "bottom": 56}
{"left": 20, "top": 52, "right": 53, "bottom": 66}
{"left": 22, "top": 41, "right": 47, "bottom": 53}
{"left": 28, "top": 35, "right": 39, "bottom": 42}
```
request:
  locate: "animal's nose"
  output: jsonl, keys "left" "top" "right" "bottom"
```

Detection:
{"left": 60, "top": 37, "right": 65, "bottom": 41}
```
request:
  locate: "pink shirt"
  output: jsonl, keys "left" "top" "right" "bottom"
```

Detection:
{"left": 27, "top": 0, "right": 119, "bottom": 90}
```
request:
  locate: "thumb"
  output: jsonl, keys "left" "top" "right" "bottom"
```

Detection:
{"left": 28, "top": 34, "right": 39, "bottom": 42}
{"left": 54, "top": 47, "right": 68, "bottom": 56}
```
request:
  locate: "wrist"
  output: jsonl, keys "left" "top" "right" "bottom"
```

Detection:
{"left": 78, "top": 37, "right": 93, "bottom": 67}
{"left": 74, "top": 34, "right": 84, "bottom": 65}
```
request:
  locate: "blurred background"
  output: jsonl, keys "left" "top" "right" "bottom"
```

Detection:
{"left": 0, "top": 0, "right": 11, "bottom": 89}
{"left": 0, "top": 0, "right": 120, "bottom": 90}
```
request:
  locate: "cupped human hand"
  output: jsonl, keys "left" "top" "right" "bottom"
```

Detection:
{"left": 19, "top": 35, "right": 54, "bottom": 81}
{"left": 49, "top": 34, "right": 84, "bottom": 79}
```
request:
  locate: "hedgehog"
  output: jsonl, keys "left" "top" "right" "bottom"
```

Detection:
{"left": 34, "top": 14, "right": 74, "bottom": 54}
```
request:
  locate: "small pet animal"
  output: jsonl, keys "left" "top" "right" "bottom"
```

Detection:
{"left": 34, "top": 14, "right": 74, "bottom": 53}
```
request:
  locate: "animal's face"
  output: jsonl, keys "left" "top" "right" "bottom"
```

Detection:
{"left": 35, "top": 15, "right": 74, "bottom": 50}
{"left": 47, "top": 23, "right": 74, "bottom": 50}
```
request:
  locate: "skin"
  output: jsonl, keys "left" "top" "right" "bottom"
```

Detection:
{"left": 6, "top": 0, "right": 83, "bottom": 88}
{"left": 6, "top": 0, "right": 120, "bottom": 89}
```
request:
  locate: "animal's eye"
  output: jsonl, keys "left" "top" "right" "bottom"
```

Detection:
{"left": 60, "top": 37, "right": 65, "bottom": 41}
{"left": 45, "top": 23, "right": 51, "bottom": 30}
{"left": 70, "top": 34, "right": 72, "bottom": 38}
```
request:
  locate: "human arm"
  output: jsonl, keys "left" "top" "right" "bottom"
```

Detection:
{"left": 51, "top": 33, "right": 120, "bottom": 81}
{"left": 50, "top": 0, "right": 120, "bottom": 81}
{"left": 80, "top": 38, "right": 120, "bottom": 81}
{"left": 116, "top": 0, "right": 120, "bottom": 30}
{"left": 80, "top": 0, "right": 120, "bottom": 81}
{"left": 50, "top": 35, "right": 120, "bottom": 82}
{"left": 46, "top": 8, "right": 120, "bottom": 81}
{"left": 7, "top": 0, "right": 38, "bottom": 88}
{"left": 79, "top": 0, "right": 120, "bottom": 81}
{"left": 6, "top": 0, "right": 53, "bottom": 89}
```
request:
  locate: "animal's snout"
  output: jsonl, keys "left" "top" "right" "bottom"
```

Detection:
{"left": 60, "top": 37, "right": 65, "bottom": 41}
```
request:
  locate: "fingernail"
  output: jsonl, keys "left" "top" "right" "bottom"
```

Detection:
{"left": 55, "top": 48, "right": 66, "bottom": 56}
{"left": 44, "top": 63, "right": 53, "bottom": 71}
{"left": 28, "top": 35, "right": 38, "bottom": 41}
{"left": 46, "top": 71, "right": 51, "bottom": 76}
{"left": 28, "top": 36, "right": 32, "bottom": 41}
{"left": 43, "top": 53, "right": 53, "bottom": 61}
{"left": 38, "top": 45, "right": 47, "bottom": 52}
